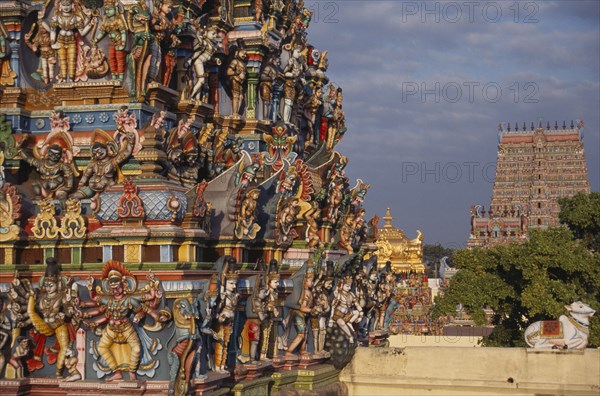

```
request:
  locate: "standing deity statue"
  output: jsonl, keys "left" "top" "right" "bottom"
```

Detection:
{"left": 304, "top": 200, "right": 321, "bottom": 248}
{"left": 302, "top": 84, "right": 322, "bottom": 146}
{"left": 281, "top": 46, "right": 304, "bottom": 123}
{"left": 226, "top": 41, "right": 248, "bottom": 117}
{"left": 329, "top": 275, "right": 363, "bottom": 344}
{"left": 70, "top": 128, "right": 134, "bottom": 199}
{"left": 94, "top": 0, "right": 127, "bottom": 81}
{"left": 49, "top": 0, "right": 96, "bottom": 82}
{"left": 259, "top": 53, "right": 281, "bottom": 120}
{"left": 247, "top": 259, "right": 280, "bottom": 362}
{"left": 212, "top": 257, "right": 239, "bottom": 373}
{"left": 275, "top": 197, "right": 299, "bottom": 247}
{"left": 285, "top": 261, "right": 314, "bottom": 358}
{"left": 0, "top": 19, "right": 17, "bottom": 86}
{"left": 24, "top": 16, "right": 57, "bottom": 84}
{"left": 311, "top": 261, "right": 333, "bottom": 355}
{"left": 8, "top": 337, "right": 30, "bottom": 378}
{"left": 373, "top": 262, "right": 394, "bottom": 330}
{"left": 188, "top": 21, "right": 219, "bottom": 102}
{"left": 26, "top": 258, "right": 78, "bottom": 378}
{"left": 75, "top": 261, "right": 170, "bottom": 381}
{"left": 127, "top": 0, "right": 154, "bottom": 100}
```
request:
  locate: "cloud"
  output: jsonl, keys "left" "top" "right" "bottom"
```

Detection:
{"left": 305, "top": 0, "right": 600, "bottom": 246}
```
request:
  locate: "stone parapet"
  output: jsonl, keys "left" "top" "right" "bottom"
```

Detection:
{"left": 340, "top": 346, "right": 600, "bottom": 395}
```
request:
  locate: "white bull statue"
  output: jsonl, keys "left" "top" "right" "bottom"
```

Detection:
{"left": 524, "top": 301, "right": 595, "bottom": 349}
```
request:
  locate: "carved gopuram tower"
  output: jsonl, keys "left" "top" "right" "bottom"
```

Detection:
{"left": 468, "top": 121, "right": 590, "bottom": 248}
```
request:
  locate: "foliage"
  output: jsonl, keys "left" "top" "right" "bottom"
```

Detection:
{"left": 433, "top": 227, "right": 600, "bottom": 347}
{"left": 559, "top": 192, "right": 600, "bottom": 252}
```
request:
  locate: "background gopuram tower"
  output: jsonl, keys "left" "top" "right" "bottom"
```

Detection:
{"left": 468, "top": 121, "right": 590, "bottom": 248}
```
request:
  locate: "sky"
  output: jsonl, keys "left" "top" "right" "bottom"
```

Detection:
{"left": 305, "top": 0, "right": 600, "bottom": 248}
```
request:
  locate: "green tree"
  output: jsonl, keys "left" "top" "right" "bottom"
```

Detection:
{"left": 433, "top": 227, "right": 600, "bottom": 347}
{"left": 559, "top": 192, "right": 600, "bottom": 252}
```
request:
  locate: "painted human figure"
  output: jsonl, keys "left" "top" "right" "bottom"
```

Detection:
{"left": 251, "top": 260, "right": 280, "bottom": 361}
{"left": 281, "top": 46, "right": 304, "bottom": 123}
{"left": 374, "top": 263, "right": 394, "bottom": 330}
{"left": 302, "top": 84, "right": 322, "bottom": 146}
{"left": 18, "top": 136, "right": 74, "bottom": 200}
{"left": 9, "top": 337, "right": 30, "bottom": 378}
{"left": 75, "top": 261, "right": 168, "bottom": 381}
{"left": 63, "top": 347, "right": 82, "bottom": 382}
{"left": 226, "top": 43, "right": 247, "bottom": 117}
{"left": 329, "top": 276, "right": 363, "bottom": 344}
{"left": 311, "top": 262, "right": 333, "bottom": 354}
{"left": 259, "top": 53, "right": 281, "bottom": 120}
{"left": 71, "top": 129, "right": 134, "bottom": 199}
{"left": 24, "top": 16, "right": 57, "bottom": 84}
{"left": 127, "top": 1, "right": 154, "bottom": 99}
{"left": 94, "top": 0, "right": 127, "bottom": 81}
{"left": 285, "top": 264, "right": 314, "bottom": 357}
{"left": 213, "top": 258, "right": 239, "bottom": 373}
{"left": 49, "top": 0, "right": 95, "bottom": 82}
{"left": 235, "top": 188, "right": 261, "bottom": 240}
{"left": 26, "top": 258, "right": 75, "bottom": 378}
{"left": 189, "top": 24, "right": 219, "bottom": 101}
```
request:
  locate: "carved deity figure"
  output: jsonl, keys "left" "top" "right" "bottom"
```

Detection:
{"left": 329, "top": 276, "right": 363, "bottom": 344}
{"left": 304, "top": 200, "right": 321, "bottom": 248}
{"left": 373, "top": 263, "right": 394, "bottom": 330}
{"left": 275, "top": 197, "right": 299, "bottom": 247}
{"left": 0, "top": 20, "right": 16, "bottom": 86}
{"left": 226, "top": 42, "right": 247, "bottom": 117}
{"left": 311, "top": 262, "right": 333, "bottom": 355}
{"left": 302, "top": 84, "right": 322, "bottom": 146}
{"left": 235, "top": 188, "right": 261, "bottom": 240}
{"left": 0, "top": 298, "right": 10, "bottom": 378}
{"left": 18, "top": 132, "right": 75, "bottom": 200}
{"left": 212, "top": 257, "right": 239, "bottom": 373}
{"left": 75, "top": 261, "right": 170, "bottom": 381}
{"left": 49, "top": 0, "right": 95, "bottom": 82}
{"left": 285, "top": 262, "right": 314, "bottom": 358}
{"left": 189, "top": 23, "right": 219, "bottom": 102}
{"left": 25, "top": 17, "right": 57, "bottom": 84}
{"left": 281, "top": 46, "right": 305, "bottom": 123}
{"left": 71, "top": 128, "right": 134, "bottom": 199}
{"left": 127, "top": 0, "right": 154, "bottom": 100}
{"left": 94, "top": 0, "right": 127, "bottom": 81}
{"left": 25, "top": 258, "right": 76, "bottom": 378}
{"left": 259, "top": 53, "right": 281, "bottom": 120}
{"left": 248, "top": 259, "right": 280, "bottom": 361}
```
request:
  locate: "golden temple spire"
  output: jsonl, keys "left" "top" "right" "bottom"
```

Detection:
{"left": 383, "top": 207, "right": 393, "bottom": 228}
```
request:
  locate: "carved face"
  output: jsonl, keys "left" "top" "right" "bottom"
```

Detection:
{"left": 324, "top": 279, "right": 333, "bottom": 291}
{"left": 225, "top": 279, "right": 237, "bottom": 293}
{"left": 237, "top": 48, "right": 247, "bottom": 61}
{"left": 185, "top": 150, "right": 198, "bottom": 166}
{"left": 342, "top": 282, "right": 352, "bottom": 292}
{"left": 47, "top": 146, "right": 63, "bottom": 164}
{"left": 92, "top": 145, "right": 108, "bottom": 161}
{"left": 206, "top": 29, "right": 217, "bottom": 40}
{"left": 269, "top": 278, "right": 279, "bottom": 290}
{"left": 43, "top": 279, "right": 58, "bottom": 294}
{"left": 108, "top": 277, "right": 124, "bottom": 296}
{"left": 60, "top": 1, "right": 73, "bottom": 14}
{"left": 106, "top": 6, "right": 116, "bottom": 17}
{"left": 160, "top": 2, "right": 172, "bottom": 14}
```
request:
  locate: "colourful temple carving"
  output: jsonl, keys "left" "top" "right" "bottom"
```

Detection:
{"left": 0, "top": 0, "right": 409, "bottom": 393}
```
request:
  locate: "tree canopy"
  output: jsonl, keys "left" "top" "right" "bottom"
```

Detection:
{"left": 434, "top": 193, "right": 600, "bottom": 347}
{"left": 559, "top": 192, "right": 600, "bottom": 252}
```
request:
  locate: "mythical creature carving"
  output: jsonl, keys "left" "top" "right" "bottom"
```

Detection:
{"left": 263, "top": 123, "right": 296, "bottom": 172}
{"left": 59, "top": 198, "right": 86, "bottom": 238}
{"left": 32, "top": 199, "right": 59, "bottom": 239}
{"left": 0, "top": 183, "right": 21, "bottom": 242}
{"left": 117, "top": 178, "right": 144, "bottom": 219}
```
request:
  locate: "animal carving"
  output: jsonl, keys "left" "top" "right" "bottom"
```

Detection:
{"left": 524, "top": 301, "right": 595, "bottom": 349}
